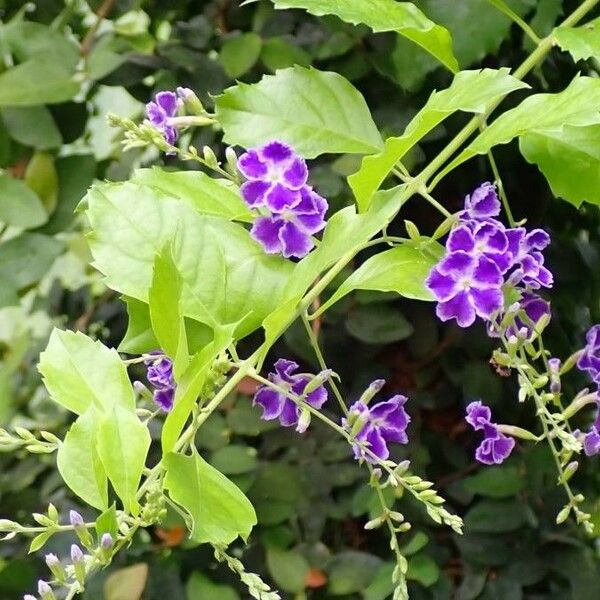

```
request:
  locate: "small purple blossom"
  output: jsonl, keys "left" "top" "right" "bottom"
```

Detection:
{"left": 463, "top": 182, "right": 501, "bottom": 220}
{"left": 465, "top": 401, "right": 515, "bottom": 465}
{"left": 69, "top": 510, "right": 84, "bottom": 527}
{"left": 101, "top": 533, "right": 113, "bottom": 550}
{"left": 146, "top": 91, "right": 179, "bottom": 145}
{"left": 343, "top": 392, "right": 410, "bottom": 463}
{"left": 253, "top": 359, "right": 328, "bottom": 431}
{"left": 145, "top": 353, "right": 175, "bottom": 411}
{"left": 70, "top": 544, "right": 84, "bottom": 563}
{"left": 577, "top": 324, "right": 600, "bottom": 384}
{"left": 505, "top": 228, "right": 553, "bottom": 289}
{"left": 427, "top": 252, "right": 504, "bottom": 327}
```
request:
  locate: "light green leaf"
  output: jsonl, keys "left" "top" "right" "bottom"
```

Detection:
{"left": 442, "top": 76, "right": 600, "bottom": 178}
{"left": 520, "top": 124, "right": 600, "bottom": 208}
{"left": 104, "top": 564, "right": 148, "bottom": 600}
{"left": 86, "top": 182, "right": 294, "bottom": 338}
{"left": 1, "top": 106, "right": 62, "bottom": 149}
{"left": 211, "top": 445, "right": 258, "bottom": 475}
{"left": 348, "top": 68, "right": 528, "bottom": 210}
{"left": 161, "top": 325, "right": 234, "bottom": 453}
{"left": 266, "top": 548, "right": 310, "bottom": 593}
{"left": 186, "top": 573, "right": 240, "bottom": 600}
{"left": 96, "top": 505, "right": 119, "bottom": 540}
{"left": 131, "top": 168, "right": 253, "bottom": 222}
{"left": 555, "top": 16, "right": 600, "bottom": 62}
{"left": 215, "top": 66, "right": 383, "bottom": 158}
{"left": 149, "top": 247, "right": 189, "bottom": 377}
{"left": 0, "top": 175, "right": 47, "bottom": 229}
{"left": 164, "top": 451, "right": 257, "bottom": 545}
{"left": 39, "top": 329, "right": 134, "bottom": 415}
{"left": 260, "top": 37, "right": 311, "bottom": 72}
{"left": 29, "top": 531, "right": 54, "bottom": 554}
{"left": 268, "top": 0, "right": 458, "bottom": 72}
{"left": 0, "top": 232, "right": 63, "bottom": 289}
{"left": 315, "top": 243, "right": 444, "bottom": 316}
{"left": 97, "top": 405, "right": 151, "bottom": 514}
{"left": 24, "top": 152, "right": 59, "bottom": 214}
{"left": 220, "top": 32, "right": 263, "bottom": 78}
{"left": 57, "top": 408, "right": 108, "bottom": 510}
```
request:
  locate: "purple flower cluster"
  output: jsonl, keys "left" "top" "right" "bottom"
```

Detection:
{"left": 253, "top": 359, "right": 328, "bottom": 431}
{"left": 145, "top": 353, "right": 176, "bottom": 411}
{"left": 427, "top": 182, "right": 552, "bottom": 328}
{"left": 575, "top": 325, "right": 600, "bottom": 455}
{"left": 146, "top": 90, "right": 181, "bottom": 145}
{"left": 238, "top": 141, "right": 328, "bottom": 258}
{"left": 342, "top": 387, "right": 411, "bottom": 462}
{"left": 465, "top": 401, "right": 515, "bottom": 465}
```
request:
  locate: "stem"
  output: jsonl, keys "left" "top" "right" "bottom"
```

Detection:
{"left": 486, "top": 0, "right": 542, "bottom": 45}
{"left": 417, "top": 188, "right": 452, "bottom": 218}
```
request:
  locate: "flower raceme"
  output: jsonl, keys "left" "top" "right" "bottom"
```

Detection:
{"left": 237, "top": 141, "right": 328, "bottom": 259}
{"left": 427, "top": 182, "right": 552, "bottom": 329}
{"left": 465, "top": 401, "right": 515, "bottom": 465}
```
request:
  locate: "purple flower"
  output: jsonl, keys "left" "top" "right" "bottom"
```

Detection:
{"left": 427, "top": 252, "right": 504, "bottom": 327}
{"left": 146, "top": 91, "right": 179, "bottom": 145}
{"left": 253, "top": 359, "right": 328, "bottom": 431}
{"left": 578, "top": 325, "right": 600, "bottom": 384}
{"left": 238, "top": 141, "right": 308, "bottom": 211}
{"left": 343, "top": 393, "right": 410, "bottom": 462}
{"left": 251, "top": 186, "right": 327, "bottom": 258}
{"left": 505, "top": 228, "right": 553, "bottom": 290}
{"left": 463, "top": 182, "right": 501, "bottom": 220}
{"left": 465, "top": 401, "right": 515, "bottom": 465}
{"left": 145, "top": 353, "right": 176, "bottom": 411}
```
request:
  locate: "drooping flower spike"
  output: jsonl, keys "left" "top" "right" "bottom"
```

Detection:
{"left": 465, "top": 401, "right": 515, "bottom": 465}
{"left": 342, "top": 384, "right": 411, "bottom": 463}
{"left": 238, "top": 141, "right": 328, "bottom": 259}
{"left": 253, "top": 359, "right": 328, "bottom": 431}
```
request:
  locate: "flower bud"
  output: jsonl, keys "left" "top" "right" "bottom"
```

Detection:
{"left": 176, "top": 87, "right": 205, "bottom": 114}
{"left": 358, "top": 379, "right": 385, "bottom": 405}
{"left": 101, "top": 533, "right": 113, "bottom": 550}
{"left": 69, "top": 510, "right": 84, "bottom": 527}
{"left": 45, "top": 554, "right": 65, "bottom": 582}
{"left": 225, "top": 146, "right": 238, "bottom": 175}
{"left": 303, "top": 369, "right": 333, "bottom": 395}
{"left": 295, "top": 408, "right": 311, "bottom": 434}
{"left": 71, "top": 544, "right": 86, "bottom": 585}
{"left": 24, "top": 595, "right": 36, "bottom": 600}
{"left": 38, "top": 580, "right": 55, "bottom": 600}
{"left": 70, "top": 511, "right": 92, "bottom": 548}
{"left": 71, "top": 544, "right": 84, "bottom": 563}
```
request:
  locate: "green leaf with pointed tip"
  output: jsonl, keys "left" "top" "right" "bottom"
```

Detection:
{"left": 1, "top": 106, "right": 62, "bottom": 150}
{"left": 164, "top": 451, "right": 257, "bottom": 545}
{"left": 440, "top": 77, "right": 600, "bottom": 180}
{"left": 315, "top": 243, "right": 443, "bottom": 317}
{"left": 97, "top": 405, "right": 151, "bottom": 514}
{"left": 57, "top": 408, "right": 108, "bottom": 510}
{"left": 0, "top": 175, "right": 47, "bottom": 229}
{"left": 149, "top": 247, "right": 189, "bottom": 377}
{"left": 130, "top": 168, "right": 253, "bottom": 222}
{"left": 85, "top": 181, "right": 294, "bottom": 338}
{"left": 215, "top": 66, "right": 382, "bottom": 158}
{"left": 268, "top": 0, "right": 457, "bottom": 72}
{"left": 348, "top": 68, "right": 528, "bottom": 210}
{"left": 555, "top": 16, "right": 600, "bottom": 62}
{"left": 161, "top": 325, "right": 235, "bottom": 453}
{"left": 220, "top": 32, "right": 263, "bottom": 78}
{"left": 520, "top": 124, "right": 600, "bottom": 208}
{"left": 39, "top": 329, "right": 135, "bottom": 415}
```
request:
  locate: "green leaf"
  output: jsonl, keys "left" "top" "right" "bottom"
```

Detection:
{"left": 164, "top": 451, "right": 257, "bottom": 545}
{"left": 363, "top": 563, "right": 395, "bottom": 600}
{"left": 97, "top": 405, "right": 151, "bottom": 514}
{"left": 0, "top": 232, "right": 63, "bottom": 289}
{"left": 161, "top": 325, "right": 234, "bottom": 453}
{"left": 1, "top": 106, "right": 62, "bottom": 149}
{"left": 86, "top": 181, "right": 293, "bottom": 338}
{"left": 464, "top": 499, "right": 531, "bottom": 533}
{"left": 260, "top": 38, "right": 311, "bottom": 72}
{"left": 266, "top": 548, "right": 310, "bottom": 593}
{"left": 463, "top": 466, "right": 524, "bottom": 499}
{"left": 39, "top": 329, "right": 135, "bottom": 415}
{"left": 149, "top": 247, "right": 189, "bottom": 377}
{"left": 57, "top": 408, "right": 108, "bottom": 510}
{"left": 399, "top": 531, "right": 430, "bottom": 556}
{"left": 269, "top": 0, "right": 458, "bottom": 72}
{"left": 555, "top": 16, "right": 600, "bottom": 62}
{"left": 96, "top": 505, "right": 119, "bottom": 540}
{"left": 248, "top": 464, "right": 302, "bottom": 525}
{"left": 348, "top": 68, "right": 528, "bottom": 210}
{"left": 215, "top": 66, "right": 383, "bottom": 158}
{"left": 0, "top": 175, "right": 47, "bottom": 229}
{"left": 104, "top": 564, "right": 148, "bottom": 600}
{"left": 24, "top": 152, "right": 59, "bottom": 214}
{"left": 327, "top": 551, "right": 382, "bottom": 595}
{"left": 28, "top": 531, "right": 54, "bottom": 554}
{"left": 519, "top": 124, "right": 600, "bottom": 208}
{"left": 316, "top": 243, "right": 443, "bottom": 316}
{"left": 211, "top": 445, "right": 259, "bottom": 475}
{"left": 186, "top": 573, "right": 240, "bottom": 600}
{"left": 442, "top": 76, "right": 600, "bottom": 178}
{"left": 220, "top": 32, "right": 263, "bottom": 78}
{"left": 131, "top": 168, "right": 253, "bottom": 222}
{"left": 407, "top": 554, "right": 440, "bottom": 587}
{"left": 346, "top": 305, "right": 414, "bottom": 344}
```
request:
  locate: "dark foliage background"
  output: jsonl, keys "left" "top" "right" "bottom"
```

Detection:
{"left": 0, "top": 1, "right": 599, "bottom": 599}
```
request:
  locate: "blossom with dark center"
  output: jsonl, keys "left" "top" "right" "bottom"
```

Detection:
{"left": 577, "top": 324, "right": 600, "bottom": 384}
{"left": 343, "top": 394, "right": 410, "bottom": 462}
{"left": 251, "top": 186, "right": 327, "bottom": 258}
{"left": 427, "top": 251, "right": 504, "bottom": 327}
{"left": 253, "top": 359, "right": 328, "bottom": 431}
{"left": 145, "top": 353, "right": 175, "bottom": 411}
{"left": 505, "top": 228, "right": 553, "bottom": 289}
{"left": 465, "top": 401, "right": 515, "bottom": 465}
{"left": 146, "top": 91, "right": 179, "bottom": 145}
{"left": 463, "top": 181, "right": 501, "bottom": 220}
{"left": 238, "top": 141, "right": 308, "bottom": 211}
